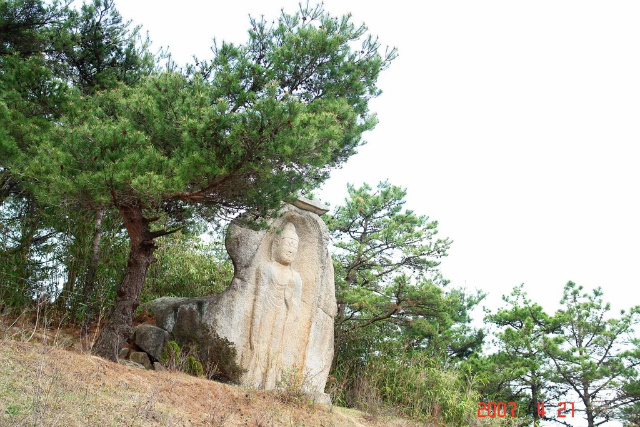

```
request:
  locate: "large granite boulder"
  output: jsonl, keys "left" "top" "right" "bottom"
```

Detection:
{"left": 147, "top": 201, "right": 336, "bottom": 396}
{"left": 131, "top": 324, "right": 171, "bottom": 362}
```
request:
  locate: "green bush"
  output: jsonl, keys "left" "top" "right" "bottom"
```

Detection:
{"left": 198, "top": 330, "right": 245, "bottom": 384}
{"left": 332, "top": 352, "right": 483, "bottom": 427}
{"left": 185, "top": 356, "right": 204, "bottom": 377}
{"left": 160, "top": 336, "right": 244, "bottom": 384}
{"left": 161, "top": 341, "right": 182, "bottom": 371}
{"left": 142, "top": 231, "right": 233, "bottom": 303}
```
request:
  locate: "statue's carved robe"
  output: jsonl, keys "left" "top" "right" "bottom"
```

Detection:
{"left": 248, "top": 261, "right": 303, "bottom": 388}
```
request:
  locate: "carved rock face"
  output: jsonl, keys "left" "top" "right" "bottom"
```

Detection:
{"left": 274, "top": 236, "right": 298, "bottom": 265}
{"left": 223, "top": 205, "right": 336, "bottom": 394}
{"left": 149, "top": 203, "right": 336, "bottom": 398}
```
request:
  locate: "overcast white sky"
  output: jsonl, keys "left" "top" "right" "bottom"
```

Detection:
{"left": 116, "top": 0, "right": 640, "bottom": 312}
{"left": 114, "top": 1, "right": 639, "bottom": 424}
{"left": 115, "top": 0, "right": 640, "bottom": 312}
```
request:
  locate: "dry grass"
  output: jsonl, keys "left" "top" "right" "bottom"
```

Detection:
{"left": 0, "top": 314, "right": 424, "bottom": 427}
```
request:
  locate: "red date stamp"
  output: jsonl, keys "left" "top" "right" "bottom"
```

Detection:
{"left": 537, "top": 401, "right": 576, "bottom": 418}
{"left": 477, "top": 401, "right": 576, "bottom": 418}
{"left": 477, "top": 402, "right": 517, "bottom": 418}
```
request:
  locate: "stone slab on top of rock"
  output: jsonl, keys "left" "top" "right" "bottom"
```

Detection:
{"left": 292, "top": 196, "right": 329, "bottom": 215}
{"left": 146, "top": 199, "right": 336, "bottom": 398}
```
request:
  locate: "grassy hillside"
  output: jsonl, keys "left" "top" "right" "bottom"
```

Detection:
{"left": 0, "top": 317, "right": 421, "bottom": 427}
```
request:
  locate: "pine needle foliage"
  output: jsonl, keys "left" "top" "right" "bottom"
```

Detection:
{"left": 4, "top": 2, "right": 395, "bottom": 360}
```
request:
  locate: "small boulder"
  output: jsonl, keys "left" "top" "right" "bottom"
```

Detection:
{"left": 118, "top": 347, "right": 130, "bottom": 360}
{"left": 153, "top": 361, "right": 166, "bottom": 371}
{"left": 132, "top": 324, "right": 171, "bottom": 361}
{"left": 130, "top": 351, "right": 152, "bottom": 369}
{"left": 119, "top": 359, "right": 146, "bottom": 370}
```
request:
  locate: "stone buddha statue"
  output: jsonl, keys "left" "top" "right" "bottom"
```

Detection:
{"left": 248, "top": 222, "right": 303, "bottom": 388}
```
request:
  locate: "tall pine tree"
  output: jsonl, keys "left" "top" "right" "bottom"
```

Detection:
{"left": 17, "top": 4, "right": 395, "bottom": 360}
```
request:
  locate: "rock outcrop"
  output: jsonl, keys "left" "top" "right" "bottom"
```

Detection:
{"left": 131, "top": 324, "right": 171, "bottom": 362}
{"left": 147, "top": 201, "right": 336, "bottom": 398}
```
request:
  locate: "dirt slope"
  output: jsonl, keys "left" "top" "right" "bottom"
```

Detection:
{"left": 0, "top": 339, "right": 418, "bottom": 427}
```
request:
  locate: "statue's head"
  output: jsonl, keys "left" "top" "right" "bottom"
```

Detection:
{"left": 273, "top": 222, "right": 299, "bottom": 265}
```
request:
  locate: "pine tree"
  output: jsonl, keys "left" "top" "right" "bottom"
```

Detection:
{"left": 16, "top": 4, "right": 395, "bottom": 360}
{"left": 544, "top": 282, "right": 640, "bottom": 427}
{"left": 327, "top": 182, "right": 484, "bottom": 369}
{"left": 1, "top": 0, "right": 154, "bottom": 313}
{"left": 486, "top": 284, "right": 562, "bottom": 424}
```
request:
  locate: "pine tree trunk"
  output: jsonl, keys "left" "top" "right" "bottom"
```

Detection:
{"left": 62, "top": 263, "right": 77, "bottom": 308}
{"left": 584, "top": 388, "right": 594, "bottom": 427}
{"left": 16, "top": 197, "right": 39, "bottom": 295}
{"left": 531, "top": 378, "right": 539, "bottom": 424}
{"left": 92, "top": 203, "right": 156, "bottom": 361}
{"left": 81, "top": 208, "right": 104, "bottom": 336}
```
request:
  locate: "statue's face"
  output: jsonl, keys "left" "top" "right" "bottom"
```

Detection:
{"left": 275, "top": 237, "right": 298, "bottom": 265}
